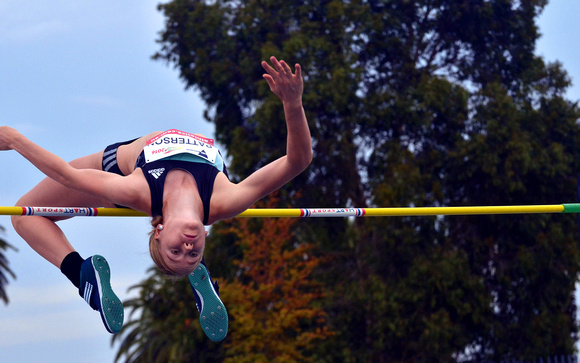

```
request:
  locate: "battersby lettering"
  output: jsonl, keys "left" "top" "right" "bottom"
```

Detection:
{"left": 147, "top": 129, "right": 214, "bottom": 146}
{"left": 151, "top": 137, "right": 213, "bottom": 149}
{"left": 144, "top": 129, "right": 218, "bottom": 164}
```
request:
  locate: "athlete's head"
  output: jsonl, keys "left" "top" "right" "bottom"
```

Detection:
{"left": 149, "top": 215, "right": 207, "bottom": 277}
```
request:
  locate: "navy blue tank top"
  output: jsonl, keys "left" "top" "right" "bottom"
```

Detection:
{"left": 138, "top": 158, "right": 228, "bottom": 225}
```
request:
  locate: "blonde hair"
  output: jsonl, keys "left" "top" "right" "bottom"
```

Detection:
{"left": 149, "top": 215, "right": 180, "bottom": 277}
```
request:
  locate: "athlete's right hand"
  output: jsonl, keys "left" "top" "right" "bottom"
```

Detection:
{"left": 0, "top": 126, "right": 19, "bottom": 150}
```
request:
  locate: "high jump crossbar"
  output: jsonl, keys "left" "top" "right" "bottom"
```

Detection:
{"left": 1, "top": 204, "right": 580, "bottom": 218}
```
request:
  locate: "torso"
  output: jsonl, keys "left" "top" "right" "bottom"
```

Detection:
{"left": 113, "top": 131, "right": 230, "bottom": 224}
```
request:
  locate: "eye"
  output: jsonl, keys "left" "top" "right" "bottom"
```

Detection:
{"left": 171, "top": 250, "right": 180, "bottom": 255}
{"left": 189, "top": 251, "right": 198, "bottom": 258}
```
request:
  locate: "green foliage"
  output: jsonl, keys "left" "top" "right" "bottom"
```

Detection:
{"left": 112, "top": 268, "right": 225, "bottom": 363}
{"left": 0, "top": 225, "right": 17, "bottom": 305}
{"left": 113, "top": 0, "right": 580, "bottom": 361}
{"left": 443, "top": 77, "right": 580, "bottom": 360}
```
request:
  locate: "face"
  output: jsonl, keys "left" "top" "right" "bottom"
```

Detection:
{"left": 155, "top": 216, "right": 207, "bottom": 276}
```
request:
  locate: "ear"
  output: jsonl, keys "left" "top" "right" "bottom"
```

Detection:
{"left": 154, "top": 225, "right": 163, "bottom": 239}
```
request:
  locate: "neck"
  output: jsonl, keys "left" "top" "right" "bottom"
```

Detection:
{"left": 162, "top": 170, "right": 204, "bottom": 222}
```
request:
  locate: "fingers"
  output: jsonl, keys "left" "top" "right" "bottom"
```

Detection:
{"left": 294, "top": 63, "right": 301, "bottom": 79}
{"left": 269, "top": 56, "right": 286, "bottom": 74}
{"left": 261, "top": 56, "right": 284, "bottom": 77}
{"left": 262, "top": 73, "right": 275, "bottom": 91}
{"left": 262, "top": 56, "right": 299, "bottom": 78}
{"left": 261, "top": 60, "right": 276, "bottom": 76}
{"left": 261, "top": 57, "right": 303, "bottom": 101}
{"left": 278, "top": 60, "right": 292, "bottom": 75}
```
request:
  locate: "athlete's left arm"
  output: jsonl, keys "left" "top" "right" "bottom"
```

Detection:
{"left": 211, "top": 57, "right": 312, "bottom": 220}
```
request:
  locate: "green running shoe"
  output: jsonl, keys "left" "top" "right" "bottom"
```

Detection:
{"left": 188, "top": 259, "right": 228, "bottom": 342}
{"left": 79, "top": 255, "right": 124, "bottom": 334}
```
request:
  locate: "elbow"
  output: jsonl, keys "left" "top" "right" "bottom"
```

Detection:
{"left": 54, "top": 172, "right": 74, "bottom": 189}
{"left": 297, "top": 148, "right": 313, "bottom": 172}
{"left": 287, "top": 147, "right": 312, "bottom": 173}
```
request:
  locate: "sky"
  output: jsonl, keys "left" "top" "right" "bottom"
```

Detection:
{"left": 0, "top": 1, "right": 579, "bottom": 362}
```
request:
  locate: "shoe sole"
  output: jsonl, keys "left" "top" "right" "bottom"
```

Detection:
{"left": 90, "top": 255, "right": 124, "bottom": 334}
{"left": 188, "top": 264, "right": 228, "bottom": 342}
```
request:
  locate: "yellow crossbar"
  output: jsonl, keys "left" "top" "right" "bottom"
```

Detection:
{"left": 0, "top": 204, "right": 575, "bottom": 218}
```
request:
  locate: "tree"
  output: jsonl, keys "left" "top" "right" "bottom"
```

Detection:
{"left": 0, "top": 225, "right": 17, "bottom": 305}
{"left": 148, "top": 0, "right": 580, "bottom": 360}
{"left": 217, "top": 199, "right": 333, "bottom": 362}
{"left": 444, "top": 68, "right": 580, "bottom": 360}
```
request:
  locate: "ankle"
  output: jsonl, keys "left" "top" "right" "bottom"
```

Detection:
{"left": 60, "top": 251, "right": 84, "bottom": 288}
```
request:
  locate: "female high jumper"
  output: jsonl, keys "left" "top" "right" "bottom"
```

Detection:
{"left": 0, "top": 56, "right": 311, "bottom": 341}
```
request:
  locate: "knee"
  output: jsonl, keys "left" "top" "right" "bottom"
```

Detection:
{"left": 12, "top": 197, "right": 27, "bottom": 232}
{"left": 11, "top": 196, "right": 35, "bottom": 234}
{"left": 11, "top": 214, "right": 25, "bottom": 235}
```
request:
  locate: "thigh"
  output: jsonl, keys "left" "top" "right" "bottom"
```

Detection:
{"left": 115, "top": 131, "right": 160, "bottom": 174}
{"left": 15, "top": 151, "right": 116, "bottom": 221}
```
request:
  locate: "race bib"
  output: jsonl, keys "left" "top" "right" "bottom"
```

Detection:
{"left": 143, "top": 129, "right": 218, "bottom": 163}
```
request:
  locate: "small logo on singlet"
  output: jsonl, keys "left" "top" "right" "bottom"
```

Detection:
{"left": 148, "top": 168, "right": 165, "bottom": 179}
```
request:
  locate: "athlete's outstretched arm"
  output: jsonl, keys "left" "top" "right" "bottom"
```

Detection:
{"left": 0, "top": 126, "right": 82, "bottom": 186}
{"left": 0, "top": 126, "right": 141, "bottom": 208}
{"left": 261, "top": 56, "right": 312, "bottom": 169}
{"left": 212, "top": 57, "right": 313, "bottom": 219}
